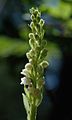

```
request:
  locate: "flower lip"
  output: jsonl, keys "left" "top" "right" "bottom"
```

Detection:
{"left": 21, "top": 69, "right": 29, "bottom": 76}
{"left": 20, "top": 77, "right": 31, "bottom": 86}
{"left": 20, "top": 77, "right": 27, "bottom": 85}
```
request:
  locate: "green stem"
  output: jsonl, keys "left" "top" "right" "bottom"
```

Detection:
{"left": 27, "top": 100, "right": 37, "bottom": 120}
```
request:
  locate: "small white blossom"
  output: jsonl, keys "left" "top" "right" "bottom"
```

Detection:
{"left": 20, "top": 77, "right": 31, "bottom": 86}
{"left": 20, "top": 77, "right": 27, "bottom": 85}
{"left": 21, "top": 69, "right": 29, "bottom": 76}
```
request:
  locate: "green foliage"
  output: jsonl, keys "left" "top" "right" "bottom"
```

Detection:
{"left": 39, "top": 1, "right": 72, "bottom": 37}
{"left": 0, "top": 36, "right": 29, "bottom": 57}
{"left": 22, "top": 93, "right": 30, "bottom": 114}
{"left": 40, "top": 1, "right": 72, "bottom": 20}
{"left": 48, "top": 2, "right": 71, "bottom": 19}
{"left": 66, "top": 19, "right": 72, "bottom": 30}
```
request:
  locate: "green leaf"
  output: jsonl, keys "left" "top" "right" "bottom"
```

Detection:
{"left": 48, "top": 2, "right": 71, "bottom": 20}
{"left": 0, "top": 36, "right": 29, "bottom": 57}
{"left": 36, "top": 93, "right": 43, "bottom": 107}
{"left": 22, "top": 93, "right": 30, "bottom": 113}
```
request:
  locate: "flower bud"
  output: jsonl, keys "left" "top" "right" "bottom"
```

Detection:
{"left": 31, "top": 14, "right": 35, "bottom": 20}
{"left": 21, "top": 69, "right": 30, "bottom": 77}
{"left": 39, "top": 19, "right": 45, "bottom": 26}
{"left": 37, "top": 65, "right": 43, "bottom": 75}
{"left": 30, "top": 22, "right": 35, "bottom": 29}
{"left": 26, "top": 52, "right": 31, "bottom": 59}
{"left": 34, "top": 9, "right": 39, "bottom": 15}
{"left": 29, "top": 38, "right": 35, "bottom": 49}
{"left": 29, "top": 50, "right": 35, "bottom": 58}
{"left": 37, "top": 12, "right": 41, "bottom": 18}
{"left": 30, "top": 7, "right": 35, "bottom": 14}
{"left": 29, "top": 59, "right": 33, "bottom": 64}
{"left": 40, "top": 61, "right": 49, "bottom": 68}
{"left": 29, "top": 49, "right": 34, "bottom": 55}
{"left": 29, "top": 58, "right": 35, "bottom": 63}
{"left": 25, "top": 63, "right": 32, "bottom": 70}
{"left": 29, "top": 33, "right": 35, "bottom": 39}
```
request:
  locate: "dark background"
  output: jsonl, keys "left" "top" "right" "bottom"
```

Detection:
{"left": 0, "top": 0, "right": 72, "bottom": 120}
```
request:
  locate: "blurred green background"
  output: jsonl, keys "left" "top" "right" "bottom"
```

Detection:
{"left": 0, "top": 0, "right": 72, "bottom": 120}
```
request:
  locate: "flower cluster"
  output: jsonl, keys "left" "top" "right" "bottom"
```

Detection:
{"left": 20, "top": 7, "right": 49, "bottom": 120}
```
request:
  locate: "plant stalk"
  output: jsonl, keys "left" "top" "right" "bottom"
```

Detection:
{"left": 27, "top": 101, "right": 37, "bottom": 120}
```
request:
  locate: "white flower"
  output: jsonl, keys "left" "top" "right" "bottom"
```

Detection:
{"left": 20, "top": 77, "right": 31, "bottom": 86}
{"left": 21, "top": 69, "right": 29, "bottom": 76}
{"left": 20, "top": 77, "right": 27, "bottom": 85}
